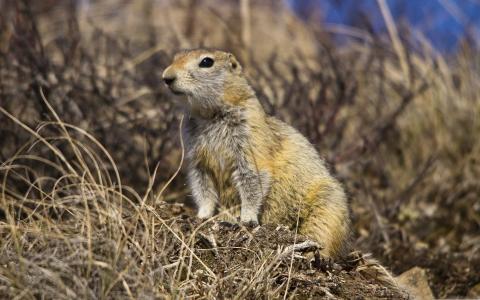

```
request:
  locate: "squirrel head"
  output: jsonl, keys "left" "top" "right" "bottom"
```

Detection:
{"left": 163, "top": 49, "right": 253, "bottom": 116}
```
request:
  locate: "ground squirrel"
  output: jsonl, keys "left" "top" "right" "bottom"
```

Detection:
{"left": 162, "top": 49, "right": 351, "bottom": 258}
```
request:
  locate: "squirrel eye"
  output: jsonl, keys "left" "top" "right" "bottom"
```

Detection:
{"left": 199, "top": 57, "right": 214, "bottom": 68}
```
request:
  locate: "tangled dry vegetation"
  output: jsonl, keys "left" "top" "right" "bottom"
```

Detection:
{"left": 1, "top": 0, "right": 479, "bottom": 298}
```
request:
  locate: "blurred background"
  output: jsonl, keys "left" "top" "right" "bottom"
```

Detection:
{"left": 1, "top": 0, "right": 479, "bottom": 297}
{"left": 291, "top": 0, "right": 480, "bottom": 52}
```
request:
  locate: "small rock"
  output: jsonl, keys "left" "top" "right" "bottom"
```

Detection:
{"left": 396, "top": 267, "right": 434, "bottom": 300}
{"left": 467, "top": 282, "right": 480, "bottom": 298}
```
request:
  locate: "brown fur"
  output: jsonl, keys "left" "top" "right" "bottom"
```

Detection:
{"left": 163, "top": 49, "right": 351, "bottom": 257}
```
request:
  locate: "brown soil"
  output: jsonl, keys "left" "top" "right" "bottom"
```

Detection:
{"left": 157, "top": 204, "right": 408, "bottom": 299}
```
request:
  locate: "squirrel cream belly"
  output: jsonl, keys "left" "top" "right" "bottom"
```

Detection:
{"left": 162, "top": 49, "right": 350, "bottom": 257}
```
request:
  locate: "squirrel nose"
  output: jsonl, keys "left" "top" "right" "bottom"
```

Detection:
{"left": 163, "top": 76, "right": 176, "bottom": 85}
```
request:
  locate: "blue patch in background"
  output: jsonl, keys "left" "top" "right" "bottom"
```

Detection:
{"left": 287, "top": 0, "right": 480, "bottom": 52}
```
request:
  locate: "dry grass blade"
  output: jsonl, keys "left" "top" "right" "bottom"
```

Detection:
{"left": 377, "top": 0, "right": 410, "bottom": 83}
{"left": 283, "top": 208, "right": 301, "bottom": 300}
{"left": 155, "top": 114, "right": 185, "bottom": 204}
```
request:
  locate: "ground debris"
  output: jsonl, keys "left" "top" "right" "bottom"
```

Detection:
{"left": 172, "top": 216, "right": 408, "bottom": 299}
{"left": 396, "top": 267, "right": 434, "bottom": 300}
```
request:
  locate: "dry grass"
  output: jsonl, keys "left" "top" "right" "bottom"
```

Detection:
{"left": 1, "top": 0, "right": 479, "bottom": 298}
{"left": 0, "top": 106, "right": 404, "bottom": 298}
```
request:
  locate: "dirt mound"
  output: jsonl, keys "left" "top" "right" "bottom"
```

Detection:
{"left": 0, "top": 200, "right": 407, "bottom": 299}
{"left": 155, "top": 204, "right": 407, "bottom": 299}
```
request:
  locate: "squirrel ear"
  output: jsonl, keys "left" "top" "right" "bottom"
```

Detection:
{"left": 228, "top": 53, "right": 241, "bottom": 72}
